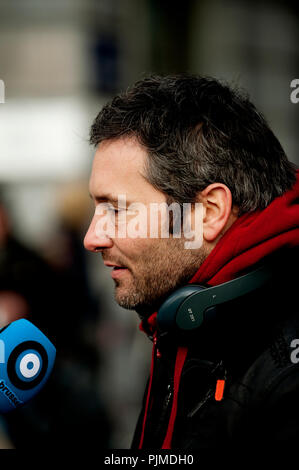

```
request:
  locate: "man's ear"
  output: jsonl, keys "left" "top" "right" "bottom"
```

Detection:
{"left": 199, "top": 183, "right": 236, "bottom": 243}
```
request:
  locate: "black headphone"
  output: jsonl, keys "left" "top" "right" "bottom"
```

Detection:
{"left": 157, "top": 263, "right": 274, "bottom": 334}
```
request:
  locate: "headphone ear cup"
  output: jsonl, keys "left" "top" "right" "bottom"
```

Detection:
{"left": 157, "top": 285, "right": 207, "bottom": 333}
{"left": 176, "top": 301, "right": 217, "bottom": 331}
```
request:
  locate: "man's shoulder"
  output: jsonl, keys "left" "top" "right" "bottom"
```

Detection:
{"left": 232, "top": 312, "right": 299, "bottom": 405}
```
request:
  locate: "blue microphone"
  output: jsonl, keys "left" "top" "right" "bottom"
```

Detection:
{"left": 0, "top": 319, "right": 56, "bottom": 413}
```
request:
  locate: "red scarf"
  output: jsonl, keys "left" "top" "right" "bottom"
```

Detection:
{"left": 139, "top": 170, "right": 299, "bottom": 449}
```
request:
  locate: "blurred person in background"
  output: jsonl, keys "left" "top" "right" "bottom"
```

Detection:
{"left": 84, "top": 74, "right": 299, "bottom": 456}
{"left": 0, "top": 188, "right": 111, "bottom": 448}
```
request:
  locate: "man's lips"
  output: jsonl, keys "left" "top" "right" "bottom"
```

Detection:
{"left": 104, "top": 262, "right": 127, "bottom": 268}
{"left": 103, "top": 261, "right": 129, "bottom": 279}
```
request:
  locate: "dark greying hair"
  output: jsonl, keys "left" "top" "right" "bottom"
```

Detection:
{"left": 90, "top": 74, "right": 297, "bottom": 215}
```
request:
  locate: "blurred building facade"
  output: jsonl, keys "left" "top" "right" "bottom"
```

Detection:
{"left": 0, "top": 0, "right": 298, "bottom": 448}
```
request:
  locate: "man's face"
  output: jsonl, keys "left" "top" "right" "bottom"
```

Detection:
{"left": 84, "top": 137, "right": 207, "bottom": 316}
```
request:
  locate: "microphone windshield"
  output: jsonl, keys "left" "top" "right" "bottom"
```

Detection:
{"left": 0, "top": 319, "right": 56, "bottom": 413}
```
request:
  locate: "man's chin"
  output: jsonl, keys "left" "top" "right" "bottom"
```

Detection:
{"left": 114, "top": 291, "right": 157, "bottom": 318}
{"left": 114, "top": 281, "right": 181, "bottom": 319}
{"left": 119, "top": 296, "right": 169, "bottom": 321}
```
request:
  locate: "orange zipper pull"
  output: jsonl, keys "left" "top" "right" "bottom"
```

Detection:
{"left": 215, "top": 379, "right": 225, "bottom": 401}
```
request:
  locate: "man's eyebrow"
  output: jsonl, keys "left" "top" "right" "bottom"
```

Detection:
{"left": 89, "top": 192, "right": 132, "bottom": 206}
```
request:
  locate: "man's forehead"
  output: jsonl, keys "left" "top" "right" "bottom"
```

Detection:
{"left": 88, "top": 137, "right": 167, "bottom": 205}
{"left": 93, "top": 137, "right": 146, "bottom": 170}
{"left": 89, "top": 137, "right": 148, "bottom": 200}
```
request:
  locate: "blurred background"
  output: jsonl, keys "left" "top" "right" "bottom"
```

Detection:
{"left": 0, "top": 0, "right": 298, "bottom": 449}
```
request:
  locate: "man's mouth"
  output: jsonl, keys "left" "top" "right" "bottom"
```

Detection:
{"left": 110, "top": 266, "right": 128, "bottom": 279}
{"left": 104, "top": 262, "right": 129, "bottom": 278}
{"left": 104, "top": 262, "right": 126, "bottom": 269}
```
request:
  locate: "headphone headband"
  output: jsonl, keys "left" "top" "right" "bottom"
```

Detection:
{"left": 157, "top": 263, "right": 274, "bottom": 333}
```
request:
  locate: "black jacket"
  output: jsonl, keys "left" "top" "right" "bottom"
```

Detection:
{"left": 132, "top": 248, "right": 299, "bottom": 459}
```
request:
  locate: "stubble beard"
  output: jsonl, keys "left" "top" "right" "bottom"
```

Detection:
{"left": 113, "top": 238, "right": 208, "bottom": 318}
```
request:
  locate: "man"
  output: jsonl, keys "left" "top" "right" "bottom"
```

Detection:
{"left": 84, "top": 75, "right": 299, "bottom": 454}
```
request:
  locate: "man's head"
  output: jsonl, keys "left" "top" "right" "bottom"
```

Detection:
{"left": 84, "top": 74, "right": 296, "bottom": 316}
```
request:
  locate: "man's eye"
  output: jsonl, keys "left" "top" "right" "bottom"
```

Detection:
{"left": 107, "top": 207, "right": 124, "bottom": 214}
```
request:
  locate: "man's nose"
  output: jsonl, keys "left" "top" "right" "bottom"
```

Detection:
{"left": 83, "top": 217, "right": 113, "bottom": 252}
